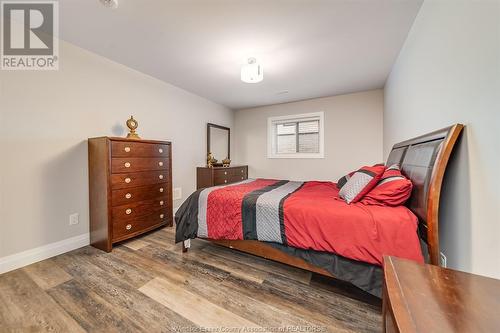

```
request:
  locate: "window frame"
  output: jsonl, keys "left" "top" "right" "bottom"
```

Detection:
{"left": 267, "top": 111, "right": 325, "bottom": 159}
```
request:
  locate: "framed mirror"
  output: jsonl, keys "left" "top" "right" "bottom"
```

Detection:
{"left": 207, "top": 123, "right": 230, "bottom": 165}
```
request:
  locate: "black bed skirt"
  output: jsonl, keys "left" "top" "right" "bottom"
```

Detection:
{"left": 269, "top": 243, "right": 383, "bottom": 298}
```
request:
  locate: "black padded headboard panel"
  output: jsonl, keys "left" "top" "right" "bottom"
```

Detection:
{"left": 386, "top": 146, "right": 408, "bottom": 167}
{"left": 401, "top": 140, "right": 443, "bottom": 229}
{"left": 386, "top": 125, "right": 463, "bottom": 255}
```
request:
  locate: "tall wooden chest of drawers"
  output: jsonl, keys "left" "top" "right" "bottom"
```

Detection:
{"left": 88, "top": 137, "right": 173, "bottom": 252}
{"left": 196, "top": 165, "right": 248, "bottom": 190}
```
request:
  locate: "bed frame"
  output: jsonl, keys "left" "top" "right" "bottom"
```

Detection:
{"left": 183, "top": 124, "right": 464, "bottom": 274}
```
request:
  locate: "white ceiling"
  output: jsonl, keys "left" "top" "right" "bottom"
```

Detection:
{"left": 59, "top": 0, "right": 423, "bottom": 109}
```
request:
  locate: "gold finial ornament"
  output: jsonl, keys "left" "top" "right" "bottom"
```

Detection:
{"left": 207, "top": 152, "right": 214, "bottom": 168}
{"left": 126, "top": 116, "right": 141, "bottom": 140}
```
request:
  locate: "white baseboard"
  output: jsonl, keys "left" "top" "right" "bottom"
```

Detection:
{"left": 0, "top": 233, "right": 90, "bottom": 275}
{"left": 0, "top": 206, "right": 179, "bottom": 274}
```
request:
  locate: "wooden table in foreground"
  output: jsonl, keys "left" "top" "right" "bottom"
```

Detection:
{"left": 383, "top": 256, "right": 500, "bottom": 333}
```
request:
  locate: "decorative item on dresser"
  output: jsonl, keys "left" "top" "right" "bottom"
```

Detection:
{"left": 88, "top": 137, "right": 173, "bottom": 252}
{"left": 125, "top": 115, "right": 141, "bottom": 140}
{"left": 383, "top": 256, "right": 500, "bottom": 333}
{"left": 196, "top": 165, "right": 248, "bottom": 190}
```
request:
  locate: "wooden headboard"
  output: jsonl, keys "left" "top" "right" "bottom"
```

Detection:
{"left": 386, "top": 124, "right": 464, "bottom": 266}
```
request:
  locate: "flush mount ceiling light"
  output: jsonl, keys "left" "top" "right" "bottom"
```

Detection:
{"left": 241, "top": 57, "right": 263, "bottom": 83}
{"left": 99, "top": 0, "right": 119, "bottom": 9}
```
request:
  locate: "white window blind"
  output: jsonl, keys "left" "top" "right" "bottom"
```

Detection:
{"left": 268, "top": 112, "right": 324, "bottom": 159}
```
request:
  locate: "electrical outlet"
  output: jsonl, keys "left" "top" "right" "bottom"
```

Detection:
{"left": 173, "top": 187, "right": 182, "bottom": 200}
{"left": 440, "top": 252, "right": 447, "bottom": 268}
{"left": 69, "top": 213, "right": 79, "bottom": 225}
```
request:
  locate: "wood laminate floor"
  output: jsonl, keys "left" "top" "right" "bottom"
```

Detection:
{"left": 0, "top": 227, "right": 382, "bottom": 333}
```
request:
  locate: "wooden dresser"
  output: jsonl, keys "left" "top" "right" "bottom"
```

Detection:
{"left": 196, "top": 165, "right": 248, "bottom": 189}
{"left": 383, "top": 256, "right": 500, "bottom": 333}
{"left": 88, "top": 137, "right": 173, "bottom": 252}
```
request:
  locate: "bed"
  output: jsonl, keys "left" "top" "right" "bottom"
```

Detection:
{"left": 175, "top": 124, "right": 464, "bottom": 297}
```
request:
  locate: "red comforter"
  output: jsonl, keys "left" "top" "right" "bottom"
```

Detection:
{"left": 175, "top": 179, "right": 424, "bottom": 266}
{"left": 283, "top": 181, "right": 423, "bottom": 265}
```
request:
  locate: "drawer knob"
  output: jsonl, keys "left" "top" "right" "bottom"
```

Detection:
{"left": 158, "top": 148, "right": 163, "bottom": 153}
{"left": 126, "top": 224, "right": 132, "bottom": 230}
{"left": 224, "top": 171, "right": 227, "bottom": 175}
{"left": 241, "top": 177, "right": 244, "bottom": 180}
{"left": 158, "top": 161, "right": 163, "bottom": 166}
{"left": 224, "top": 180, "right": 227, "bottom": 183}
{"left": 125, "top": 193, "right": 132, "bottom": 199}
{"left": 159, "top": 174, "right": 164, "bottom": 180}
{"left": 159, "top": 187, "right": 164, "bottom": 192}
{"left": 160, "top": 200, "right": 164, "bottom": 205}
{"left": 160, "top": 214, "right": 164, "bottom": 219}
{"left": 125, "top": 208, "right": 132, "bottom": 215}
{"left": 124, "top": 162, "right": 131, "bottom": 168}
{"left": 125, "top": 177, "right": 131, "bottom": 183}
{"left": 124, "top": 147, "right": 131, "bottom": 153}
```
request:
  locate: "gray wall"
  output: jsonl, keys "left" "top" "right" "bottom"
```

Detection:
{"left": 234, "top": 90, "right": 384, "bottom": 181}
{"left": 384, "top": 0, "right": 500, "bottom": 278}
{"left": 0, "top": 40, "right": 233, "bottom": 258}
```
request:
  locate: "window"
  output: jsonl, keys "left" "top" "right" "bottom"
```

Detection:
{"left": 268, "top": 112, "right": 324, "bottom": 158}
